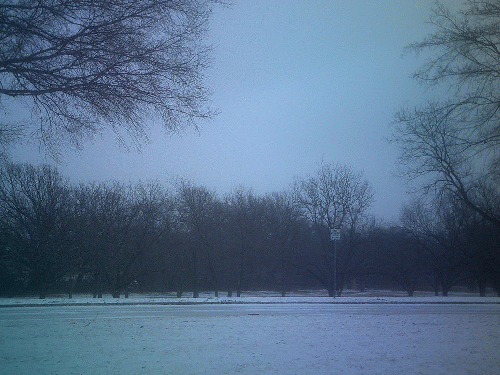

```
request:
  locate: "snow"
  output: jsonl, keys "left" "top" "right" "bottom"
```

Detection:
{"left": 1, "top": 292, "right": 500, "bottom": 374}
{"left": 1, "top": 289, "right": 499, "bottom": 307}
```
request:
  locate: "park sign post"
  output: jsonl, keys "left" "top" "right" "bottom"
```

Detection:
{"left": 329, "top": 228, "right": 341, "bottom": 297}
{"left": 330, "top": 228, "right": 341, "bottom": 241}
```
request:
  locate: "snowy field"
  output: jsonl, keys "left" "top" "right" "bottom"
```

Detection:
{"left": 2, "top": 289, "right": 500, "bottom": 307}
{"left": 1, "top": 292, "right": 500, "bottom": 375}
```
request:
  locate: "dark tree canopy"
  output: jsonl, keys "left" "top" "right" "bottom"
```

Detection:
{"left": 0, "top": 0, "right": 216, "bottom": 150}
{"left": 1, "top": 161, "right": 499, "bottom": 298}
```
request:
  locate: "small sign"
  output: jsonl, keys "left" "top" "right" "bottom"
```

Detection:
{"left": 330, "top": 228, "right": 341, "bottom": 241}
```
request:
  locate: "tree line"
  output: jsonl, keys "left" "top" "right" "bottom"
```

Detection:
{"left": 1, "top": 1, "right": 499, "bottom": 298}
{"left": 390, "top": 0, "right": 500, "bottom": 296}
{"left": 0, "top": 161, "right": 498, "bottom": 298}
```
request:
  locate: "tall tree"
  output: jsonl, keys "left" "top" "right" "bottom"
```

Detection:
{"left": 294, "top": 162, "right": 373, "bottom": 296}
{"left": 0, "top": 0, "right": 217, "bottom": 151}
{"left": 262, "top": 191, "right": 302, "bottom": 296}
{"left": 0, "top": 163, "right": 73, "bottom": 298}
{"left": 176, "top": 181, "right": 224, "bottom": 297}
{"left": 400, "top": 195, "right": 497, "bottom": 296}
{"left": 394, "top": 0, "right": 500, "bottom": 230}
{"left": 225, "top": 187, "right": 264, "bottom": 297}
{"left": 72, "top": 182, "right": 126, "bottom": 297}
{"left": 72, "top": 181, "right": 171, "bottom": 298}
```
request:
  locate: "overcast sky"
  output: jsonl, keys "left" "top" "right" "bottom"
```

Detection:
{"left": 9, "top": 0, "right": 457, "bottom": 222}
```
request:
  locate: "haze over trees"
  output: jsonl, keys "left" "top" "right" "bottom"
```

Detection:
{"left": 0, "top": 161, "right": 498, "bottom": 298}
{"left": 392, "top": 0, "right": 500, "bottom": 295}
{"left": 0, "top": 1, "right": 499, "bottom": 298}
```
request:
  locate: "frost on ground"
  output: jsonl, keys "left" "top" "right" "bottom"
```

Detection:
{"left": 1, "top": 298, "right": 500, "bottom": 375}
{"left": 1, "top": 289, "right": 500, "bottom": 307}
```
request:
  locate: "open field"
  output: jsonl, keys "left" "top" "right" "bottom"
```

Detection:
{"left": 1, "top": 289, "right": 500, "bottom": 307}
{"left": 1, "top": 294, "right": 500, "bottom": 374}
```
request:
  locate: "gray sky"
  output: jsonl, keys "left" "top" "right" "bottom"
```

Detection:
{"left": 9, "top": 1, "right": 454, "bottom": 222}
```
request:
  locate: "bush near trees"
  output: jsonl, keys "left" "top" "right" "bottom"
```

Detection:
{"left": 0, "top": 162, "right": 498, "bottom": 298}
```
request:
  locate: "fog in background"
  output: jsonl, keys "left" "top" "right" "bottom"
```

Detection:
{"left": 7, "top": 1, "right": 455, "bottom": 222}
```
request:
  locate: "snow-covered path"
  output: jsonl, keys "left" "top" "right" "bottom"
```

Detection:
{"left": 1, "top": 302, "right": 499, "bottom": 374}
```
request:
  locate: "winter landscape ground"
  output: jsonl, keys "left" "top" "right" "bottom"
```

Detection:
{"left": 1, "top": 291, "right": 500, "bottom": 375}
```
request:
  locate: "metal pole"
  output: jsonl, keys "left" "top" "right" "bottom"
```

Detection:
{"left": 333, "top": 239, "right": 336, "bottom": 297}
{"left": 330, "top": 228, "right": 340, "bottom": 297}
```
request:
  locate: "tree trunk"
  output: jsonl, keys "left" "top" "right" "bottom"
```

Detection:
{"left": 431, "top": 274, "right": 439, "bottom": 296}
{"left": 208, "top": 258, "right": 219, "bottom": 298}
{"left": 280, "top": 257, "right": 287, "bottom": 297}
{"left": 94, "top": 273, "right": 103, "bottom": 298}
{"left": 212, "top": 275, "right": 219, "bottom": 298}
{"left": 38, "top": 282, "right": 47, "bottom": 299}
{"left": 236, "top": 263, "right": 243, "bottom": 297}
{"left": 440, "top": 274, "right": 450, "bottom": 296}
{"left": 478, "top": 279, "right": 486, "bottom": 297}
{"left": 357, "top": 279, "right": 365, "bottom": 293}
{"left": 192, "top": 249, "right": 199, "bottom": 298}
{"left": 68, "top": 274, "right": 80, "bottom": 299}
{"left": 327, "top": 286, "right": 335, "bottom": 297}
{"left": 479, "top": 286, "right": 486, "bottom": 297}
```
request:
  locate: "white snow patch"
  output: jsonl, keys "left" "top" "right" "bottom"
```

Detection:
{"left": 1, "top": 292, "right": 500, "bottom": 374}
{"left": 1, "top": 289, "right": 500, "bottom": 306}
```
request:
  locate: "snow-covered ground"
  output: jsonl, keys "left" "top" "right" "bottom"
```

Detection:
{"left": 1, "top": 289, "right": 500, "bottom": 306}
{"left": 1, "top": 291, "right": 500, "bottom": 374}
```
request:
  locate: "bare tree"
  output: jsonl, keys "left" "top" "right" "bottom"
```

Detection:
{"left": 0, "top": 163, "right": 73, "bottom": 298}
{"left": 72, "top": 182, "right": 126, "bottom": 297}
{"left": 409, "top": 1, "right": 500, "bottom": 151}
{"left": 395, "top": 103, "right": 500, "bottom": 229}
{"left": 262, "top": 191, "right": 302, "bottom": 296}
{"left": 362, "top": 225, "right": 425, "bottom": 297}
{"left": 400, "top": 195, "right": 500, "bottom": 296}
{"left": 73, "top": 181, "right": 171, "bottom": 298}
{"left": 224, "top": 187, "right": 264, "bottom": 297}
{"left": 175, "top": 181, "right": 224, "bottom": 297}
{"left": 0, "top": 0, "right": 217, "bottom": 151}
{"left": 395, "top": 0, "right": 500, "bottom": 229}
{"left": 294, "top": 162, "right": 374, "bottom": 296}
{"left": 400, "top": 199, "right": 442, "bottom": 295}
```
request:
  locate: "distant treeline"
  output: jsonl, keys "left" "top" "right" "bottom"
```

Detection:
{"left": 0, "top": 162, "right": 499, "bottom": 298}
